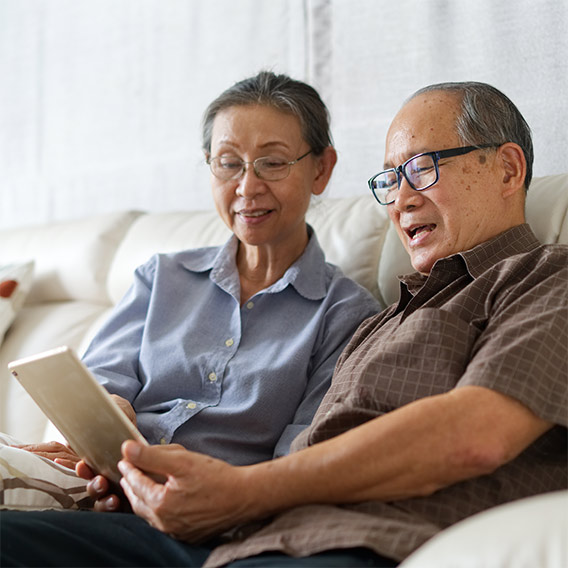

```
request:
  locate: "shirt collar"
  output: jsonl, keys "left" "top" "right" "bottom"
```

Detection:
{"left": 399, "top": 223, "right": 541, "bottom": 296}
{"left": 457, "top": 223, "right": 541, "bottom": 278}
{"left": 178, "top": 225, "right": 329, "bottom": 301}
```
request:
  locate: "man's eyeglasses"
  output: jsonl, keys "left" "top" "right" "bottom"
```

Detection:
{"left": 208, "top": 150, "right": 313, "bottom": 182}
{"left": 368, "top": 144, "right": 501, "bottom": 205}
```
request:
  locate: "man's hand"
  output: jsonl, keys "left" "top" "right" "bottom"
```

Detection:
{"left": 117, "top": 441, "right": 259, "bottom": 542}
{"left": 17, "top": 441, "right": 80, "bottom": 470}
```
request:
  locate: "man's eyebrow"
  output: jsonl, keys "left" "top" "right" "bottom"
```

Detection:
{"left": 384, "top": 147, "right": 436, "bottom": 169}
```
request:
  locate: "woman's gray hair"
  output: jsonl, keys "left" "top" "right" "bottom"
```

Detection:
{"left": 202, "top": 71, "right": 333, "bottom": 157}
{"left": 410, "top": 82, "right": 534, "bottom": 190}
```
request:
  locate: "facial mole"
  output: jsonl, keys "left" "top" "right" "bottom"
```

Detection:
{"left": 478, "top": 155, "right": 487, "bottom": 164}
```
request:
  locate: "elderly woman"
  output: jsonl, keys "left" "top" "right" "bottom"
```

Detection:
{"left": 8, "top": 71, "right": 378, "bottom": 511}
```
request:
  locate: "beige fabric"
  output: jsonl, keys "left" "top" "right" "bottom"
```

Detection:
{"left": 0, "top": 212, "right": 141, "bottom": 304}
{"left": 0, "top": 433, "right": 91, "bottom": 511}
{"left": 400, "top": 490, "right": 568, "bottom": 568}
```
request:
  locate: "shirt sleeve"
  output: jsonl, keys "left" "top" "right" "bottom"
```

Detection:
{"left": 273, "top": 276, "right": 380, "bottom": 457}
{"left": 81, "top": 257, "right": 157, "bottom": 401}
{"left": 457, "top": 265, "right": 568, "bottom": 426}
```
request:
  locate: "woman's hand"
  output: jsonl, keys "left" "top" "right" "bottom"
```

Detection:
{"left": 75, "top": 461, "right": 126, "bottom": 512}
{"left": 73, "top": 394, "right": 136, "bottom": 512}
{"left": 16, "top": 441, "right": 81, "bottom": 470}
{"left": 110, "top": 394, "right": 137, "bottom": 425}
{"left": 117, "top": 441, "right": 260, "bottom": 542}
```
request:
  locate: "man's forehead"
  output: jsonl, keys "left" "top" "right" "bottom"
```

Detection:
{"left": 384, "top": 92, "right": 461, "bottom": 166}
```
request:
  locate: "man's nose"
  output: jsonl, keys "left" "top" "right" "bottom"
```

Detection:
{"left": 393, "top": 174, "right": 423, "bottom": 211}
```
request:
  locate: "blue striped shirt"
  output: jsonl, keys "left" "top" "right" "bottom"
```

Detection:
{"left": 82, "top": 230, "right": 379, "bottom": 465}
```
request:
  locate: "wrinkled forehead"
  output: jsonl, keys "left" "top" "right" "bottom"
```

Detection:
{"left": 384, "top": 92, "right": 461, "bottom": 167}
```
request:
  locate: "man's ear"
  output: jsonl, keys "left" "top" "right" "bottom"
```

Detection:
{"left": 497, "top": 142, "right": 526, "bottom": 197}
{"left": 312, "top": 146, "right": 338, "bottom": 196}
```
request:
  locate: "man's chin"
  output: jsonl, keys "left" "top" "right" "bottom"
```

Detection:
{"left": 410, "top": 252, "right": 437, "bottom": 276}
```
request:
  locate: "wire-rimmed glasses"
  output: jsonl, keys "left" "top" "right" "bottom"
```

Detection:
{"left": 208, "top": 150, "right": 313, "bottom": 181}
{"left": 368, "top": 144, "right": 501, "bottom": 205}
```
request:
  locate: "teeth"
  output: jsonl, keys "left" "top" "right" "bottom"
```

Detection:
{"left": 410, "top": 224, "right": 434, "bottom": 238}
{"left": 240, "top": 210, "right": 269, "bottom": 217}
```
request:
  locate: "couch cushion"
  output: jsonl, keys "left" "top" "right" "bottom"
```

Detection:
{"left": 526, "top": 174, "right": 568, "bottom": 244}
{"left": 107, "top": 210, "right": 232, "bottom": 304}
{"left": 307, "top": 195, "right": 390, "bottom": 301}
{"left": 0, "top": 301, "right": 111, "bottom": 441}
{"left": 0, "top": 261, "right": 34, "bottom": 345}
{"left": 400, "top": 490, "right": 568, "bottom": 568}
{"left": 0, "top": 211, "right": 142, "bottom": 304}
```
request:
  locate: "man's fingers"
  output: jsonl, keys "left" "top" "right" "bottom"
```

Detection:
{"left": 119, "top": 460, "right": 166, "bottom": 527}
{"left": 121, "top": 440, "right": 188, "bottom": 478}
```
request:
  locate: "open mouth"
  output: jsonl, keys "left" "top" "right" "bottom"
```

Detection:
{"left": 407, "top": 224, "right": 436, "bottom": 240}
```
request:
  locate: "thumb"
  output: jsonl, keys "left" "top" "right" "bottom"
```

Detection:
{"left": 121, "top": 440, "right": 188, "bottom": 478}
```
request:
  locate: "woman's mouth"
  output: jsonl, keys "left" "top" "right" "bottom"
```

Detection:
{"left": 237, "top": 209, "right": 273, "bottom": 223}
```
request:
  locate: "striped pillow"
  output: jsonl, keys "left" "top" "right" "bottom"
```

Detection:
{"left": 0, "top": 433, "right": 93, "bottom": 510}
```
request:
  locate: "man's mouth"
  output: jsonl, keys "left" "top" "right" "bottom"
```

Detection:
{"left": 406, "top": 224, "right": 436, "bottom": 240}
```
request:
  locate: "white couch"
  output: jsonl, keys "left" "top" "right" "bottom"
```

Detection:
{"left": 1, "top": 174, "right": 567, "bottom": 566}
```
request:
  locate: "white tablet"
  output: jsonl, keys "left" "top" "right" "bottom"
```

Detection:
{"left": 8, "top": 345, "right": 148, "bottom": 484}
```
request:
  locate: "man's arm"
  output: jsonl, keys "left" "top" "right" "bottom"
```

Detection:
{"left": 117, "top": 385, "right": 552, "bottom": 542}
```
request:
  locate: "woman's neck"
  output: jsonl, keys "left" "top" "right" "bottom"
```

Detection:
{"left": 236, "top": 232, "right": 309, "bottom": 304}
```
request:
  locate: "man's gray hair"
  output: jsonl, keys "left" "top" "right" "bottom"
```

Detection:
{"left": 410, "top": 82, "right": 534, "bottom": 190}
{"left": 202, "top": 71, "right": 333, "bottom": 157}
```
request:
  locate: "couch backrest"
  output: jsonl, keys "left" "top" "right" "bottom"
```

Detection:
{"left": 0, "top": 211, "right": 142, "bottom": 305}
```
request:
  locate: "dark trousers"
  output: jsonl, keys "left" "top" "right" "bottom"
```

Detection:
{"left": 1, "top": 510, "right": 398, "bottom": 567}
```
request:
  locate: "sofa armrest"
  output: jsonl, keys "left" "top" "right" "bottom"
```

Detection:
{"left": 401, "top": 490, "right": 568, "bottom": 568}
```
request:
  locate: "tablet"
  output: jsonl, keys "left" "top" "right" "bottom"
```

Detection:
{"left": 8, "top": 345, "right": 148, "bottom": 484}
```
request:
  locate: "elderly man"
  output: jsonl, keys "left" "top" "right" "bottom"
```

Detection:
{"left": 2, "top": 82, "right": 566, "bottom": 568}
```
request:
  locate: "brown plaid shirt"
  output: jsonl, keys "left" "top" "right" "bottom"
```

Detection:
{"left": 206, "top": 224, "right": 568, "bottom": 566}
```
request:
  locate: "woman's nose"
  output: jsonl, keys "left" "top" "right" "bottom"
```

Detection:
{"left": 235, "top": 165, "right": 267, "bottom": 198}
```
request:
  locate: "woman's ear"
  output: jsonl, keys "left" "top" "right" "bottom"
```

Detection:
{"left": 497, "top": 142, "right": 526, "bottom": 197}
{"left": 312, "top": 146, "right": 338, "bottom": 196}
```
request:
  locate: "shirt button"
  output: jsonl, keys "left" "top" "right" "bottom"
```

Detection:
{"left": 186, "top": 401, "right": 197, "bottom": 409}
{"left": 208, "top": 372, "right": 217, "bottom": 382}
{"left": 225, "top": 338, "right": 234, "bottom": 347}
{"left": 246, "top": 301, "right": 254, "bottom": 309}
{"left": 160, "top": 437, "right": 167, "bottom": 445}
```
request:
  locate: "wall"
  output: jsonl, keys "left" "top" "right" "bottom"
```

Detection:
{"left": 0, "top": 0, "right": 566, "bottom": 229}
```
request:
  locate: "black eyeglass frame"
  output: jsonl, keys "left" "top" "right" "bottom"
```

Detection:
{"left": 207, "top": 149, "right": 313, "bottom": 181}
{"left": 368, "top": 144, "right": 501, "bottom": 205}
